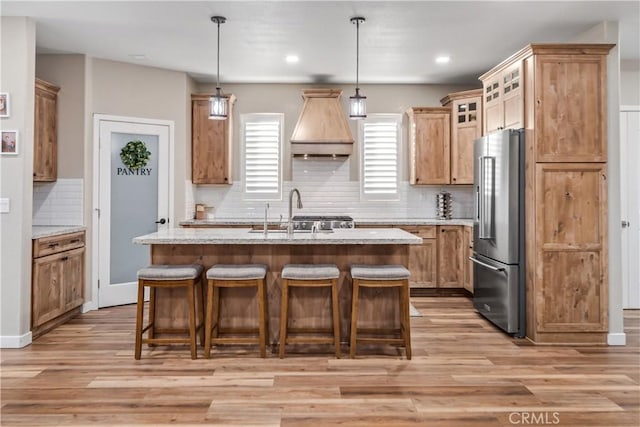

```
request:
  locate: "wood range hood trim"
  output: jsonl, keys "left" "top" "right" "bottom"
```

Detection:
{"left": 290, "top": 88, "right": 355, "bottom": 156}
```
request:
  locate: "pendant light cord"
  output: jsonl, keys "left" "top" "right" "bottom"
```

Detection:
{"left": 216, "top": 18, "right": 221, "bottom": 90}
{"left": 356, "top": 18, "right": 360, "bottom": 90}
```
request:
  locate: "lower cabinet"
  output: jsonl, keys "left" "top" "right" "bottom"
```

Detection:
{"left": 437, "top": 226, "right": 464, "bottom": 288}
{"left": 32, "top": 231, "right": 85, "bottom": 338}
{"left": 403, "top": 226, "right": 437, "bottom": 288}
{"left": 463, "top": 226, "right": 474, "bottom": 294}
{"left": 399, "top": 225, "right": 466, "bottom": 290}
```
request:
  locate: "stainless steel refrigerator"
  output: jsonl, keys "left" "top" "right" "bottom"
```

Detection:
{"left": 471, "top": 128, "right": 525, "bottom": 337}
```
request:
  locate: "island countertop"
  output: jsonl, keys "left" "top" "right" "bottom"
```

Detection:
{"left": 133, "top": 227, "right": 423, "bottom": 245}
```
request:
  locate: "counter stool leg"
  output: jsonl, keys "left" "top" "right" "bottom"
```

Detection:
{"left": 350, "top": 279, "right": 360, "bottom": 358}
{"left": 402, "top": 281, "right": 412, "bottom": 360}
{"left": 204, "top": 280, "right": 214, "bottom": 358}
{"left": 187, "top": 282, "right": 198, "bottom": 360}
{"left": 331, "top": 278, "right": 341, "bottom": 358}
{"left": 279, "top": 279, "right": 289, "bottom": 358}
{"left": 212, "top": 284, "right": 221, "bottom": 340}
{"left": 197, "top": 278, "right": 205, "bottom": 346}
{"left": 148, "top": 287, "right": 156, "bottom": 346}
{"left": 134, "top": 280, "right": 145, "bottom": 360}
{"left": 257, "top": 278, "right": 267, "bottom": 358}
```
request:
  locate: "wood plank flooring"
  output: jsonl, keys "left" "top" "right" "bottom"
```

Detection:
{"left": 1, "top": 297, "right": 638, "bottom": 426}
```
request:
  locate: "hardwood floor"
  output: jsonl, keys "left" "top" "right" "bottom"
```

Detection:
{"left": 1, "top": 297, "right": 638, "bottom": 426}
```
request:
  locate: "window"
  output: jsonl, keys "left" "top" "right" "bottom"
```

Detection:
{"left": 359, "top": 114, "right": 401, "bottom": 200}
{"left": 241, "top": 114, "right": 283, "bottom": 200}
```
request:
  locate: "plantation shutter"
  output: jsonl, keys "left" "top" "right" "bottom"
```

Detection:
{"left": 362, "top": 120, "right": 399, "bottom": 196}
{"left": 244, "top": 118, "right": 281, "bottom": 196}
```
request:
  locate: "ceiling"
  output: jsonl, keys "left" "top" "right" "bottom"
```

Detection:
{"left": 3, "top": 1, "right": 639, "bottom": 85}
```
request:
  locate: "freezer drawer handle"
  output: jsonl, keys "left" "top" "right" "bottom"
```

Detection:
{"left": 469, "top": 256, "right": 505, "bottom": 272}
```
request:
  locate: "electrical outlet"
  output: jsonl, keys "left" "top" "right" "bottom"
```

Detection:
{"left": 0, "top": 198, "right": 9, "bottom": 213}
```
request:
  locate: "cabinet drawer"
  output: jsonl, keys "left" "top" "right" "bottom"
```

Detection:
{"left": 33, "top": 231, "right": 85, "bottom": 258}
{"left": 400, "top": 226, "right": 436, "bottom": 239}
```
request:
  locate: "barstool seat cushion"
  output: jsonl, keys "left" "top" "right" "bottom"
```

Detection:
{"left": 282, "top": 264, "right": 340, "bottom": 280}
{"left": 137, "top": 264, "right": 203, "bottom": 281}
{"left": 351, "top": 264, "right": 410, "bottom": 280}
{"left": 206, "top": 264, "right": 268, "bottom": 280}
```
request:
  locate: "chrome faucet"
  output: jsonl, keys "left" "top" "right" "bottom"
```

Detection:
{"left": 287, "top": 188, "right": 303, "bottom": 235}
{"left": 263, "top": 202, "right": 270, "bottom": 236}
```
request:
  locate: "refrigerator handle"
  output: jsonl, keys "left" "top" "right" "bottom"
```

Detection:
{"left": 478, "top": 156, "right": 495, "bottom": 240}
{"left": 469, "top": 256, "right": 505, "bottom": 272}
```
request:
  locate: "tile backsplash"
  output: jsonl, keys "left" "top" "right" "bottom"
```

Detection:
{"left": 187, "top": 159, "right": 473, "bottom": 221}
{"left": 33, "top": 179, "right": 84, "bottom": 226}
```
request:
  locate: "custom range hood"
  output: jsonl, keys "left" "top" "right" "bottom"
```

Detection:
{"left": 290, "top": 89, "right": 354, "bottom": 156}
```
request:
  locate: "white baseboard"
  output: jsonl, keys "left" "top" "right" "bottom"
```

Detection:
{"left": 607, "top": 333, "right": 627, "bottom": 346}
{"left": 82, "top": 300, "right": 98, "bottom": 313}
{"left": 0, "top": 331, "right": 32, "bottom": 348}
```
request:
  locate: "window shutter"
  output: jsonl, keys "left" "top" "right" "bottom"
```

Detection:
{"left": 244, "top": 119, "right": 281, "bottom": 195}
{"left": 362, "top": 121, "right": 398, "bottom": 195}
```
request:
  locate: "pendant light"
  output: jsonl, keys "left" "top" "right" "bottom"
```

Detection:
{"left": 349, "top": 16, "right": 366, "bottom": 120}
{"left": 209, "top": 16, "right": 228, "bottom": 120}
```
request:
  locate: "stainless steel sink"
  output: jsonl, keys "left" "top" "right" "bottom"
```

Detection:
{"left": 247, "top": 229, "right": 334, "bottom": 234}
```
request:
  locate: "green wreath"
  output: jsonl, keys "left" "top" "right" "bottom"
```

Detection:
{"left": 120, "top": 140, "right": 151, "bottom": 169}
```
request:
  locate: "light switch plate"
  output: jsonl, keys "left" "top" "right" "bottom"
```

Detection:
{"left": 0, "top": 198, "right": 10, "bottom": 213}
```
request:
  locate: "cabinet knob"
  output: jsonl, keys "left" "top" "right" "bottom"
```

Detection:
{"left": 224, "top": 177, "right": 228, "bottom": 182}
{"left": 61, "top": 256, "right": 69, "bottom": 261}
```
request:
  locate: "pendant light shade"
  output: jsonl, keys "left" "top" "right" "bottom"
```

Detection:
{"left": 210, "top": 16, "right": 228, "bottom": 120}
{"left": 349, "top": 16, "right": 366, "bottom": 120}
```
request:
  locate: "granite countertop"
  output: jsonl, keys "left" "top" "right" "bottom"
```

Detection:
{"left": 179, "top": 218, "right": 474, "bottom": 227}
{"left": 32, "top": 225, "right": 86, "bottom": 239}
{"left": 133, "top": 227, "right": 423, "bottom": 245}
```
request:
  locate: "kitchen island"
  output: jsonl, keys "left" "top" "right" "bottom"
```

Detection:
{"left": 133, "top": 227, "right": 422, "bottom": 346}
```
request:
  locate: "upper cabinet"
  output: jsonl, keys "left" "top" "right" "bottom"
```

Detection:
{"left": 480, "top": 61, "right": 523, "bottom": 134}
{"left": 440, "top": 89, "right": 483, "bottom": 185}
{"left": 191, "top": 94, "right": 236, "bottom": 184}
{"left": 479, "top": 44, "right": 611, "bottom": 163}
{"left": 406, "top": 107, "right": 451, "bottom": 185}
{"left": 34, "top": 78, "right": 60, "bottom": 182}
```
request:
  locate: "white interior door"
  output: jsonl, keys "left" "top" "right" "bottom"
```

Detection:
{"left": 95, "top": 116, "right": 172, "bottom": 308}
{"left": 621, "top": 108, "right": 640, "bottom": 309}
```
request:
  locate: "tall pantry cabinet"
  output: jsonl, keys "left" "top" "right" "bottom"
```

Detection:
{"left": 479, "top": 44, "right": 614, "bottom": 344}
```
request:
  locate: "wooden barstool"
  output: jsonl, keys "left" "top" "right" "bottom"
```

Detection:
{"left": 349, "top": 264, "right": 412, "bottom": 359}
{"left": 134, "top": 264, "right": 204, "bottom": 360}
{"left": 279, "top": 264, "right": 341, "bottom": 358}
{"left": 205, "top": 264, "right": 268, "bottom": 358}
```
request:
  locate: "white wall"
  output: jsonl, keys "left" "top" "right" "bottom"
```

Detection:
{"left": 36, "top": 54, "right": 86, "bottom": 179}
{"left": 0, "top": 17, "right": 36, "bottom": 347}
{"left": 620, "top": 61, "right": 640, "bottom": 106}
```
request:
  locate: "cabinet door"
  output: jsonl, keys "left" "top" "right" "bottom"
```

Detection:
{"left": 501, "top": 62, "right": 524, "bottom": 130}
{"left": 33, "top": 85, "right": 58, "bottom": 182}
{"left": 483, "top": 77, "right": 501, "bottom": 134}
{"left": 32, "top": 253, "right": 65, "bottom": 327}
{"left": 451, "top": 96, "right": 482, "bottom": 184}
{"left": 413, "top": 111, "right": 451, "bottom": 185}
{"left": 62, "top": 247, "right": 85, "bottom": 311}
{"left": 192, "top": 98, "right": 230, "bottom": 184}
{"left": 404, "top": 227, "right": 437, "bottom": 288}
{"left": 535, "top": 54, "right": 607, "bottom": 162}
{"left": 437, "top": 226, "right": 464, "bottom": 288}
{"left": 534, "top": 163, "right": 607, "bottom": 333}
{"left": 463, "top": 226, "right": 474, "bottom": 293}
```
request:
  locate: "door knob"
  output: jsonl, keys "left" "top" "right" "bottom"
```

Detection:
{"left": 622, "top": 220, "right": 630, "bottom": 228}
{"left": 155, "top": 218, "right": 167, "bottom": 225}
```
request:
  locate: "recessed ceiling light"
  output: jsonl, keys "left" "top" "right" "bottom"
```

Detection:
{"left": 436, "top": 56, "right": 450, "bottom": 64}
{"left": 285, "top": 54, "right": 299, "bottom": 64}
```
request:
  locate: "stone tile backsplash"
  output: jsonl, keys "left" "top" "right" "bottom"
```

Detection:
{"left": 33, "top": 179, "right": 84, "bottom": 226}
